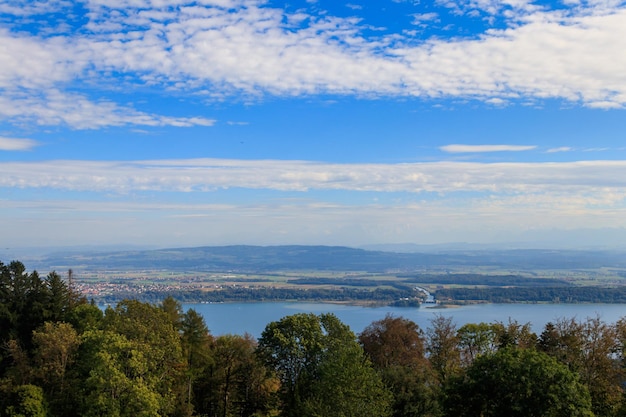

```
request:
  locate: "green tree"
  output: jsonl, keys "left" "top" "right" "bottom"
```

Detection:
{"left": 79, "top": 329, "right": 161, "bottom": 417}
{"left": 201, "top": 334, "right": 278, "bottom": 417}
{"left": 304, "top": 333, "right": 391, "bottom": 417}
{"left": 32, "top": 322, "right": 80, "bottom": 397}
{"left": 491, "top": 319, "right": 536, "bottom": 349}
{"left": 258, "top": 313, "right": 391, "bottom": 417}
{"left": 257, "top": 312, "right": 324, "bottom": 414}
{"left": 444, "top": 347, "right": 594, "bottom": 417}
{"left": 65, "top": 302, "right": 103, "bottom": 334}
{"left": 0, "top": 262, "right": 48, "bottom": 351}
{"left": 44, "top": 272, "right": 70, "bottom": 323}
{"left": 160, "top": 296, "right": 184, "bottom": 332}
{"left": 4, "top": 384, "right": 47, "bottom": 417}
{"left": 538, "top": 317, "right": 585, "bottom": 368}
{"left": 180, "top": 308, "right": 214, "bottom": 413}
{"left": 456, "top": 322, "right": 496, "bottom": 365}
{"left": 101, "top": 300, "right": 188, "bottom": 416}
{"left": 0, "top": 261, "right": 13, "bottom": 338}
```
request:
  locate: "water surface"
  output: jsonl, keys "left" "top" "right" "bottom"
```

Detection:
{"left": 185, "top": 302, "right": 626, "bottom": 338}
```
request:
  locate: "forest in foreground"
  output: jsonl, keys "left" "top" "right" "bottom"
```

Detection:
{"left": 3, "top": 260, "right": 626, "bottom": 417}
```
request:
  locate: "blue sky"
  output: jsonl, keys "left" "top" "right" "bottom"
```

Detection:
{"left": 2, "top": 0, "right": 626, "bottom": 250}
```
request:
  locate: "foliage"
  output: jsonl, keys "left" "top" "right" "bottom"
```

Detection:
{"left": 540, "top": 316, "right": 624, "bottom": 417}
{"left": 444, "top": 347, "right": 594, "bottom": 417}
{"left": 426, "top": 315, "right": 461, "bottom": 384}
{"left": 360, "top": 315, "right": 439, "bottom": 417}
{"left": 3, "top": 384, "right": 47, "bottom": 417}
{"left": 257, "top": 313, "right": 391, "bottom": 417}
{"left": 4, "top": 259, "right": 626, "bottom": 417}
{"left": 198, "top": 334, "right": 278, "bottom": 417}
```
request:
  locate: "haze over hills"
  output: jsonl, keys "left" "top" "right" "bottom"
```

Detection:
{"left": 23, "top": 245, "right": 626, "bottom": 274}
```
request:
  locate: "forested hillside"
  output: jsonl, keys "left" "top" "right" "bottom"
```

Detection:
{"left": 2, "top": 260, "right": 626, "bottom": 416}
{"left": 36, "top": 245, "right": 626, "bottom": 272}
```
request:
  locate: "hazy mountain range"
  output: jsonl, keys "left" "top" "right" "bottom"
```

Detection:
{"left": 14, "top": 245, "right": 626, "bottom": 274}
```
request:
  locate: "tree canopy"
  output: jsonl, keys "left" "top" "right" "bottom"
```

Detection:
{"left": 3, "top": 260, "right": 626, "bottom": 417}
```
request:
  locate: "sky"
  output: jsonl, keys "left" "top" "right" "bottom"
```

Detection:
{"left": 2, "top": 0, "right": 626, "bottom": 251}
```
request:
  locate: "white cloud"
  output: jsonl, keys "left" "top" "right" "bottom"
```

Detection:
{"left": 0, "top": 137, "right": 38, "bottom": 151}
{"left": 411, "top": 12, "right": 439, "bottom": 25}
{"left": 436, "top": 0, "right": 540, "bottom": 17}
{"left": 0, "top": 90, "right": 215, "bottom": 129}
{"left": 0, "top": 29, "right": 82, "bottom": 90}
{"left": 1, "top": 0, "right": 626, "bottom": 128}
{"left": 440, "top": 144, "right": 537, "bottom": 153}
{"left": 0, "top": 0, "right": 74, "bottom": 17}
{"left": 546, "top": 146, "right": 574, "bottom": 153}
{"left": 1, "top": 158, "right": 626, "bottom": 194}
{"left": 584, "top": 147, "right": 611, "bottom": 152}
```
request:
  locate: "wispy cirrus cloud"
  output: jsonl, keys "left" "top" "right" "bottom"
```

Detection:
{"left": 0, "top": 136, "right": 38, "bottom": 151}
{"left": 1, "top": 158, "right": 626, "bottom": 194}
{"left": 546, "top": 146, "right": 574, "bottom": 153}
{"left": 2, "top": 187, "right": 626, "bottom": 248}
{"left": 440, "top": 144, "right": 537, "bottom": 153}
{"left": 0, "top": 90, "right": 215, "bottom": 129}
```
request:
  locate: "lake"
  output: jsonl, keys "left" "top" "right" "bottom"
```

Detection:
{"left": 185, "top": 302, "right": 626, "bottom": 338}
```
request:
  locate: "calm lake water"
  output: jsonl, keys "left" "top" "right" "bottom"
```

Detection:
{"left": 184, "top": 302, "right": 626, "bottom": 338}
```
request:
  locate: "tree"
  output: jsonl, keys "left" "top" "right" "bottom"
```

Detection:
{"left": 160, "top": 296, "right": 184, "bottom": 332}
{"left": 491, "top": 319, "right": 536, "bottom": 349}
{"left": 257, "top": 313, "right": 391, "bottom": 417}
{"left": 304, "top": 332, "right": 392, "bottom": 417}
{"left": 615, "top": 317, "right": 626, "bottom": 416}
{"left": 44, "top": 272, "right": 70, "bottom": 323}
{"left": 4, "top": 339, "right": 32, "bottom": 386}
{"left": 0, "top": 262, "right": 48, "bottom": 351}
{"left": 359, "top": 314, "right": 426, "bottom": 369}
{"left": 578, "top": 316, "right": 622, "bottom": 417}
{"left": 257, "top": 312, "right": 324, "bottom": 414}
{"left": 360, "top": 315, "right": 438, "bottom": 417}
{"left": 4, "top": 384, "right": 47, "bottom": 417}
{"left": 538, "top": 317, "right": 585, "bottom": 368}
{"left": 200, "top": 334, "right": 278, "bottom": 417}
{"left": 456, "top": 322, "right": 496, "bottom": 365}
{"left": 444, "top": 347, "right": 594, "bottom": 417}
{"left": 32, "top": 322, "right": 80, "bottom": 396}
{"left": 0, "top": 263, "right": 84, "bottom": 360}
{"left": 65, "top": 301, "right": 103, "bottom": 334}
{"left": 79, "top": 329, "right": 162, "bottom": 417}
{"left": 539, "top": 316, "right": 622, "bottom": 417}
{"left": 180, "top": 308, "right": 214, "bottom": 413}
{"left": 101, "top": 300, "right": 188, "bottom": 416}
{"left": 426, "top": 315, "right": 460, "bottom": 384}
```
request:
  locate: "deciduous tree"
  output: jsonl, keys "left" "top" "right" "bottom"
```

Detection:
{"left": 426, "top": 315, "right": 460, "bottom": 384}
{"left": 360, "top": 315, "right": 438, "bottom": 417}
{"left": 258, "top": 313, "right": 391, "bottom": 417}
{"left": 444, "top": 347, "right": 594, "bottom": 417}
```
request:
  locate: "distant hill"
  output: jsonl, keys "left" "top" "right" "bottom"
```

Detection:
{"left": 29, "top": 245, "right": 626, "bottom": 273}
